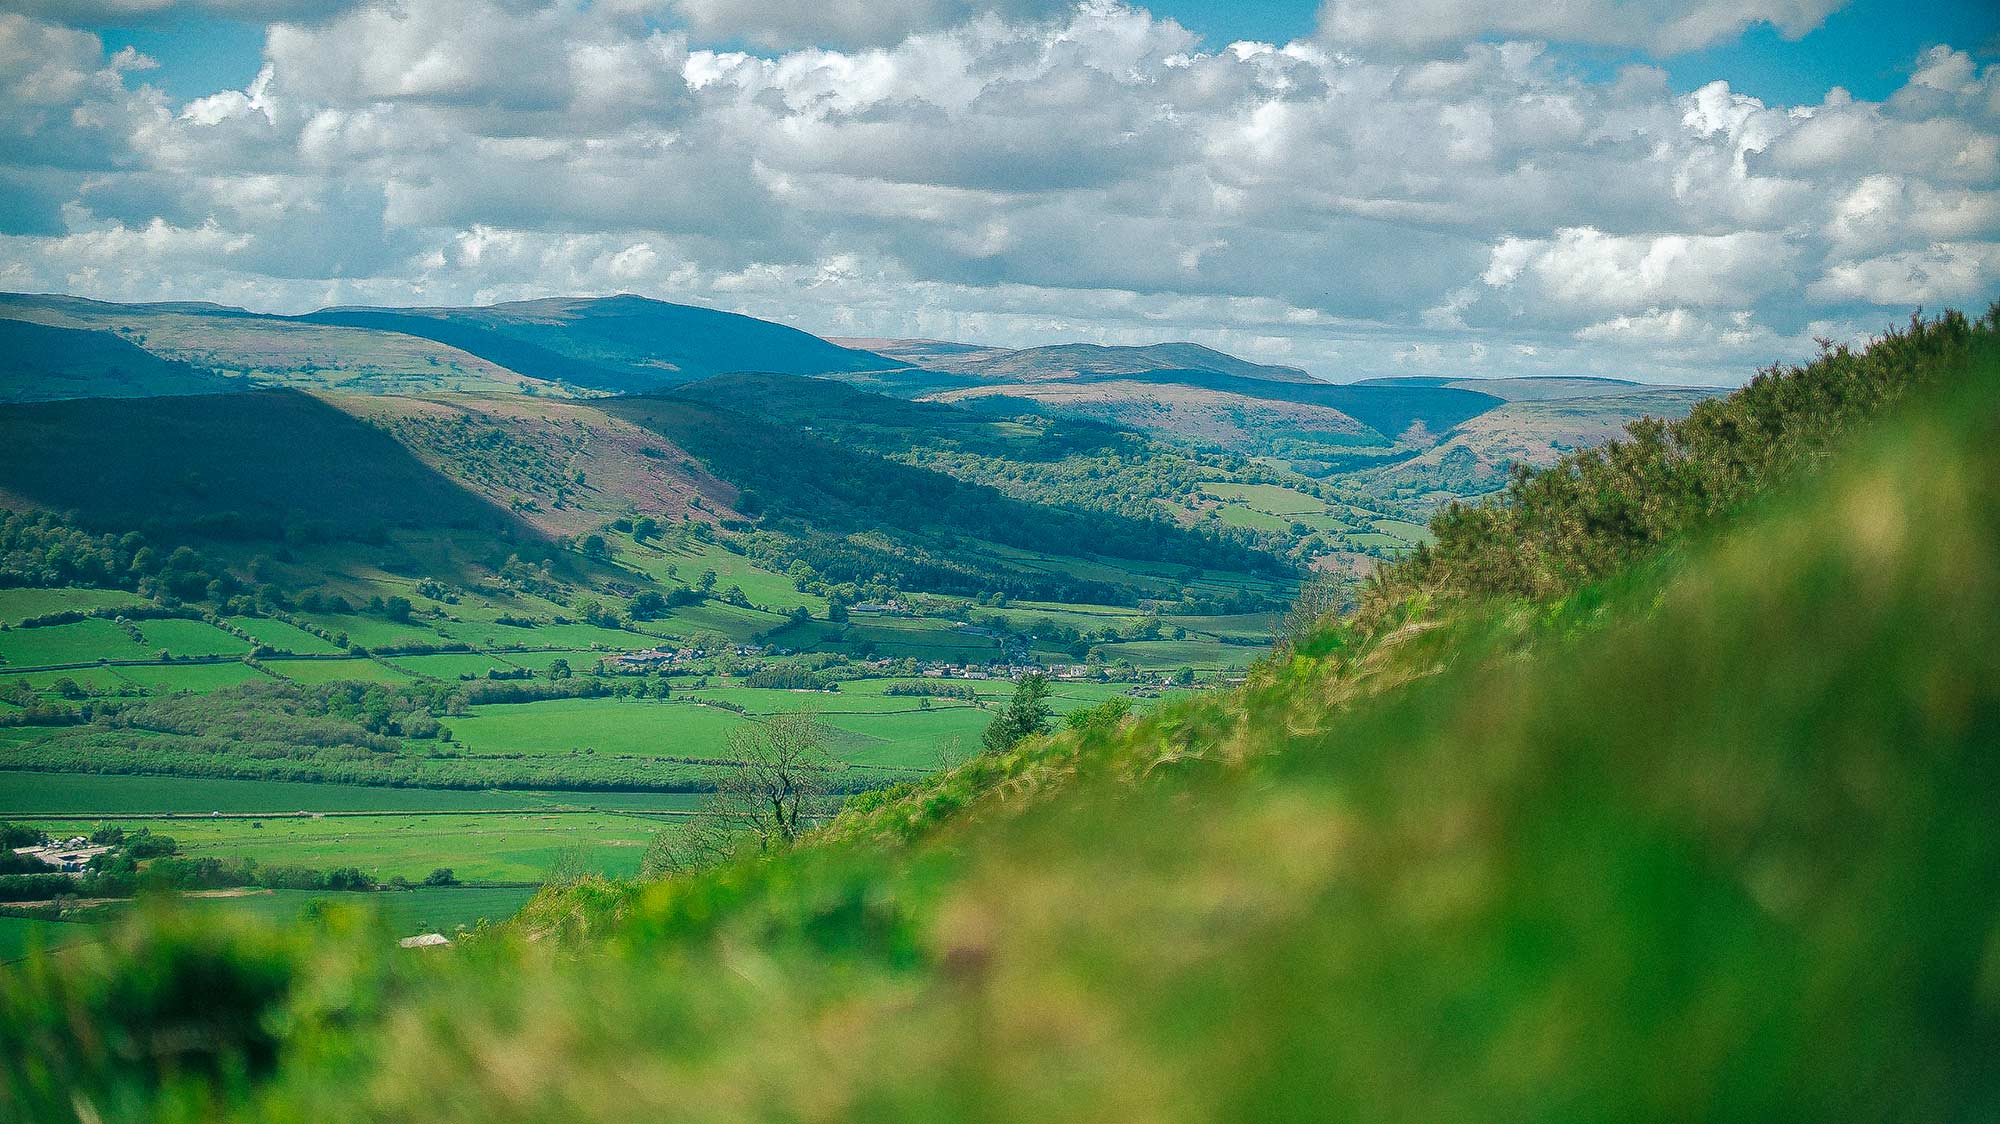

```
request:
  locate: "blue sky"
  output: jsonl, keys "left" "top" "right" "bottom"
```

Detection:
{"left": 93, "top": 0, "right": 2000, "bottom": 105}
{"left": 8, "top": 0, "right": 1998, "bottom": 385}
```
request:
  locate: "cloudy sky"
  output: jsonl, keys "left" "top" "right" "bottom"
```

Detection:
{"left": 1, "top": 0, "right": 1995, "bottom": 383}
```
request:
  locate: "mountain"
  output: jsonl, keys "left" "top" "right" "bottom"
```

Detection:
{"left": 0, "top": 388, "right": 530, "bottom": 541}
{"left": 0, "top": 319, "right": 239, "bottom": 403}
{"left": 844, "top": 337, "right": 1318, "bottom": 384}
{"left": 0, "top": 292, "right": 896, "bottom": 398}
{"left": 303, "top": 295, "right": 897, "bottom": 391}
{"left": 12, "top": 308, "right": 1992, "bottom": 1123}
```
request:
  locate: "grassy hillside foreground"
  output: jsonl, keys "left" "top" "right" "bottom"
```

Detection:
{"left": 3, "top": 311, "right": 1997, "bottom": 1122}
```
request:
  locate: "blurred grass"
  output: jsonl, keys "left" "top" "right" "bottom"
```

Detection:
{"left": 3, "top": 321, "right": 1997, "bottom": 1122}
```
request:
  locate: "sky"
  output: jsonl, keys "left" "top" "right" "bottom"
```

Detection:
{"left": 1, "top": 1, "right": 1996, "bottom": 385}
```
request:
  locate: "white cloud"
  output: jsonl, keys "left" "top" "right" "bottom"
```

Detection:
{"left": 1808, "top": 242, "right": 2000, "bottom": 306}
{"left": 667, "top": 0, "right": 1072, "bottom": 51}
{"left": 0, "top": 3, "right": 1994, "bottom": 385}
{"left": 1317, "top": 0, "right": 1846, "bottom": 56}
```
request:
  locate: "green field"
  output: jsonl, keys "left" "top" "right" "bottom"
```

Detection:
{"left": 1199, "top": 481, "right": 1329, "bottom": 514}
{"left": 449, "top": 697, "right": 746, "bottom": 759}
{"left": 226, "top": 617, "right": 346, "bottom": 654}
{"left": 0, "top": 618, "right": 157, "bottom": 667}
{"left": 114, "top": 661, "right": 275, "bottom": 693}
{"left": 16, "top": 811, "right": 674, "bottom": 883}
{"left": 272, "top": 658, "right": 416, "bottom": 685}
{"left": 0, "top": 770, "right": 707, "bottom": 815}
{"left": 132, "top": 618, "right": 252, "bottom": 658}
{"left": 387, "top": 652, "right": 525, "bottom": 680}
{"left": 0, "top": 588, "right": 150, "bottom": 624}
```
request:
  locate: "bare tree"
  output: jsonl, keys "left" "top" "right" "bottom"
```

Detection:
{"left": 642, "top": 710, "right": 843, "bottom": 878}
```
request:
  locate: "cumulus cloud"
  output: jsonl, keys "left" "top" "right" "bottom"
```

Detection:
{"left": 666, "top": 0, "right": 1073, "bottom": 51}
{"left": 0, "top": 2, "right": 1994, "bottom": 384}
{"left": 1317, "top": 0, "right": 1846, "bottom": 56}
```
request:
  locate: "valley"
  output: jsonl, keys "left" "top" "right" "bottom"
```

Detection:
{"left": 0, "top": 291, "right": 1714, "bottom": 944}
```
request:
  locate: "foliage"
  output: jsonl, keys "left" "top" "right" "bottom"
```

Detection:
{"left": 1371, "top": 306, "right": 1999, "bottom": 612}
{"left": 981, "top": 671, "right": 1053, "bottom": 753}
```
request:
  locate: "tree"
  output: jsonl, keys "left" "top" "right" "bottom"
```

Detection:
{"left": 383, "top": 595, "right": 414, "bottom": 623}
{"left": 982, "top": 672, "right": 1053, "bottom": 753}
{"left": 423, "top": 867, "right": 458, "bottom": 886}
{"left": 547, "top": 658, "right": 572, "bottom": 680}
{"left": 644, "top": 710, "right": 841, "bottom": 876}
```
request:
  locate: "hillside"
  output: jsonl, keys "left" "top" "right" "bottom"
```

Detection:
{"left": 847, "top": 338, "right": 1318, "bottom": 383}
{"left": 0, "top": 388, "right": 529, "bottom": 541}
{"left": 6, "top": 309, "right": 1991, "bottom": 1122}
{"left": 0, "top": 293, "right": 553, "bottom": 397}
{"left": 305, "top": 296, "right": 895, "bottom": 391}
{"left": 0, "top": 319, "right": 238, "bottom": 403}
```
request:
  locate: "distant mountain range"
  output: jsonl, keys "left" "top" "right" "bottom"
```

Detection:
{"left": 0, "top": 291, "right": 1721, "bottom": 519}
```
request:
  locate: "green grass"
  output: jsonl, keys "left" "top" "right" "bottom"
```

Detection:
{"left": 131, "top": 619, "right": 252, "bottom": 658}
{"left": 1369, "top": 518, "right": 1434, "bottom": 544}
{"left": 386, "top": 653, "right": 525, "bottom": 680}
{"left": 0, "top": 770, "right": 661, "bottom": 815}
{"left": 8, "top": 667, "right": 135, "bottom": 698}
{"left": 271, "top": 658, "right": 417, "bottom": 686}
{"left": 225, "top": 617, "right": 345, "bottom": 654}
{"left": 291, "top": 614, "right": 447, "bottom": 650}
{"left": 1095, "top": 638, "right": 1261, "bottom": 668}
{"left": 616, "top": 536, "right": 825, "bottom": 614}
{"left": 499, "top": 649, "right": 606, "bottom": 672}
{"left": 113, "top": 662, "right": 274, "bottom": 694}
{"left": 0, "top": 916, "right": 86, "bottom": 962}
{"left": 1197, "top": 481, "right": 1327, "bottom": 515}
{"left": 168, "top": 886, "right": 542, "bottom": 936}
{"left": 1214, "top": 505, "right": 1289, "bottom": 531}
{"left": 448, "top": 697, "right": 748, "bottom": 759}
{"left": 0, "top": 588, "right": 150, "bottom": 625}
{"left": 23, "top": 812, "right": 673, "bottom": 883}
{"left": 0, "top": 618, "right": 156, "bottom": 667}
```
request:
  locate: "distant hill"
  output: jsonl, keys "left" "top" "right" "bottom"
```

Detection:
{"left": 1356, "top": 374, "right": 1712, "bottom": 403}
{"left": 846, "top": 337, "right": 1316, "bottom": 383}
{"left": 0, "top": 388, "right": 529, "bottom": 541}
{"left": 0, "top": 318, "right": 238, "bottom": 402}
{"left": 305, "top": 295, "right": 896, "bottom": 392}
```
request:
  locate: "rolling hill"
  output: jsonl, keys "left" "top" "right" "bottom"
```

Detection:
{"left": 0, "top": 319, "right": 239, "bottom": 403}
{"left": 845, "top": 338, "right": 1318, "bottom": 383}
{"left": 0, "top": 388, "right": 529, "bottom": 541}
{"left": 303, "top": 295, "right": 897, "bottom": 392}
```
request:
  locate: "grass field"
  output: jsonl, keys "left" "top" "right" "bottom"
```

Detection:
{"left": 0, "top": 618, "right": 157, "bottom": 667}
{"left": 14, "top": 811, "right": 674, "bottom": 883}
{"left": 449, "top": 697, "right": 746, "bottom": 759}
{"left": 225, "top": 617, "right": 346, "bottom": 654}
{"left": 0, "top": 588, "right": 150, "bottom": 624}
{"left": 271, "top": 658, "right": 416, "bottom": 685}
{"left": 115, "top": 662, "right": 275, "bottom": 693}
{"left": 132, "top": 619, "right": 252, "bottom": 658}
{"left": 0, "top": 770, "right": 709, "bottom": 815}
{"left": 0, "top": 915, "right": 85, "bottom": 962}
{"left": 387, "top": 652, "right": 526, "bottom": 680}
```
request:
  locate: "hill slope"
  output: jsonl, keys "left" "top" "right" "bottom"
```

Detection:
{"left": 0, "top": 319, "right": 238, "bottom": 403}
{"left": 0, "top": 388, "right": 530, "bottom": 540}
{"left": 7, "top": 310, "right": 1993, "bottom": 1122}
{"left": 305, "top": 296, "right": 895, "bottom": 391}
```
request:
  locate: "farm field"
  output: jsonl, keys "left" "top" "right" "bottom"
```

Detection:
{"left": 0, "top": 588, "right": 150, "bottom": 623}
{"left": 0, "top": 770, "right": 705, "bottom": 815}
{"left": 0, "top": 618, "right": 157, "bottom": 667}
{"left": 13, "top": 811, "right": 675, "bottom": 883}
{"left": 114, "top": 661, "right": 275, "bottom": 693}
